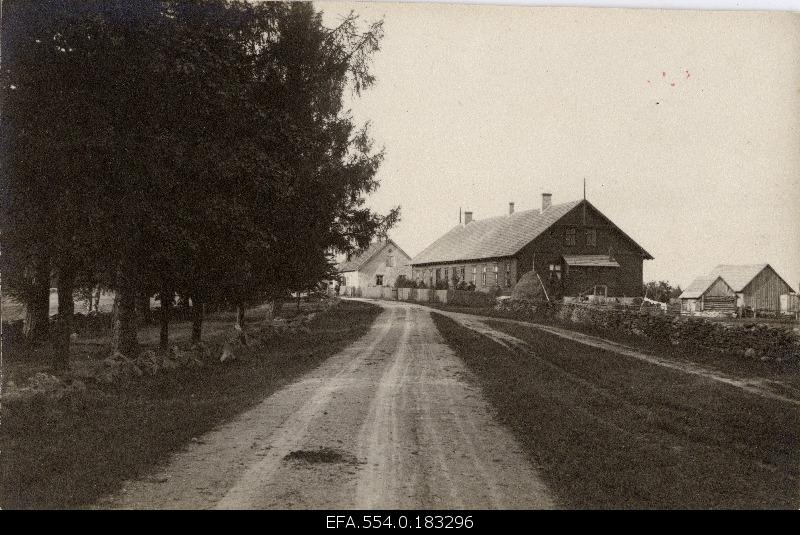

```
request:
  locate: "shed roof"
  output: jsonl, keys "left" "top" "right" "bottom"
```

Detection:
{"left": 708, "top": 264, "right": 769, "bottom": 292}
{"left": 563, "top": 255, "right": 620, "bottom": 267}
{"left": 411, "top": 199, "right": 651, "bottom": 266}
{"left": 679, "top": 275, "right": 724, "bottom": 299}
{"left": 707, "top": 263, "right": 796, "bottom": 294}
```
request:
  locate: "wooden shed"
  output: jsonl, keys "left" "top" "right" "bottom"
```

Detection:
{"left": 708, "top": 264, "right": 796, "bottom": 313}
{"left": 678, "top": 275, "right": 736, "bottom": 315}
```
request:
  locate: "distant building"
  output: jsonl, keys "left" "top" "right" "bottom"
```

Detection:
{"left": 707, "top": 264, "right": 796, "bottom": 313}
{"left": 336, "top": 238, "right": 412, "bottom": 294}
{"left": 410, "top": 194, "right": 653, "bottom": 297}
{"left": 678, "top": 275, "right": 736, "bottom": 315}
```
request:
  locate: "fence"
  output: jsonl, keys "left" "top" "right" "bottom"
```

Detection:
{"left": 495, "top": 299, "right": 800, "bottom": 362}
{"left": 355, "top": 287, "right": 494, "bottom": 307}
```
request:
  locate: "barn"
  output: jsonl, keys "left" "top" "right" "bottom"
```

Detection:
{"left": 708, "top": 264, "right": 796, "bottom": 313}
{"left": 410, "top": 194, "right": 653, "bottom": 298}
{"left": 336, "top": 238, "right": 412, "bottom": 295}
{"left": 678, "top": 275, "right": 736, "bottom": 315}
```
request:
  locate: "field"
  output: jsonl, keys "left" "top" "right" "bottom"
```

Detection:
{"left": 422, "top": 301, "right": 800, "bottom": 386}
{"left": 432, "top": 312, "right": 800, "bottom": 509}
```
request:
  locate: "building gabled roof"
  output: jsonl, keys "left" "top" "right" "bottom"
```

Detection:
{"left": 708, "top": 264, "right": 796, "bottom": 293}
{"left": 563, "top": 255, "right": 620, "bottom": 268}
{"left": 411, "top": 199, "right": 652, "bottom": 266}
{"left": 336, "top": 239, "right": 409, "bottom": 273}
{"left": 679, "top": 275, "right": 729, "bottom": 299}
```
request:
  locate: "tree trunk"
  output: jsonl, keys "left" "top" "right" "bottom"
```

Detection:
{"left": 136, "top": 292, "right": 151, "bottom": 325}
{"left": 93, "top": 288, "right": 101, "bottom": 312}
{"left": 23, "top": 255, "right": 51, "bottom": 344}
{"left": 297, "top": 291, "right": 301, "bottom": 312}
{"left": 159, "top": 284, "right": 172, "bottom": 351}
{"left": 236, "top": 302, "right": 247, "bottom": 345}
{"left": 191, "top": 297, "right": 204, "bottom": 345}
{"left": 115, "top": 263, "right": 139, "bottom": 357}
{"left": 52, "top": 266, "right": 75, "bottom": 371}
{"left": 236, "top": 303, "right": 246, "bottom": 328}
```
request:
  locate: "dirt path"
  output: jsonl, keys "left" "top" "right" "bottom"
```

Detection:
{"left": 97, "top": 301, "right": 554, "bottom": 509}
{"left": 430, "top": 308, "right": 800, "bottom": 406}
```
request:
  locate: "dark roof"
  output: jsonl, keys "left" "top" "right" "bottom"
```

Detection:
{"left": 708, "top": 264, "right": 796, "bottom": 293}
{"left": 336, "top": 239, "right": 410, "bottom": 273}
{"left": 563, "top": 255, "right": 620, "bottom": 268}
{"left": 411, "top": 199, "right": 652, "bottom": 265}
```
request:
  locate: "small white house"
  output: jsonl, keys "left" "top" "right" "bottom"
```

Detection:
{"left": 336, "top": 238, "right": 412, "bottom": 295}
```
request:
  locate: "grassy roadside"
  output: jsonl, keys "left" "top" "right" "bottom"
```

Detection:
{"left": 0, "top": 300, "right": 381, "bottom": 510}
{"left": 422, "top": 301, "right": 800, "bottom": 387}
{"left": 431, "top": 312, "right": 800, "bottom": 509}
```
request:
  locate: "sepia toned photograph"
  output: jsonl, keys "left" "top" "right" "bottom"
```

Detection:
{"left": 1, "top": 0, "right": 799, "bottom": 513}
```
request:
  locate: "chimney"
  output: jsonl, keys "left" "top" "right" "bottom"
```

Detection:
{"left": 464, "top": 211, "right": 473, "bottom": 225}
{"left": 541, "top": 193, "right": 552, "bottom": 212}
{"left": 508, "top": 202, "right": 515, "bottom": 215}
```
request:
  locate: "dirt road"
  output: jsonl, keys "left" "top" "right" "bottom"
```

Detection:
{"left": 98, "top": 301, "right": 555, "bottom": 509}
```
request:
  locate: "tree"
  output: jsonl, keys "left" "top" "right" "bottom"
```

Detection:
{"left": 643, "top": 280, "right": 682, "bottom": 303}
{"left": 1, "top": 0, "right": 397, "bottom": 370}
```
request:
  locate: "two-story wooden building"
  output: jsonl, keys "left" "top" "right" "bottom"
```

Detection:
{"left": 410, "top": 194, "right": 653, "bottom": 298}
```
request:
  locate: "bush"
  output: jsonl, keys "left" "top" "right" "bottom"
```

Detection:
{"left": 434, "top": 280, "right": 449, "bottom": 290}
{"left": 394, "top": 275, "right": 417, "bottom": 288}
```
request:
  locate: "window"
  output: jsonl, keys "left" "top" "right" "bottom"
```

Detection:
{"left": 493, "top": 264, "right": 499, "bottom": 285}
{"left": 586, "top": 229, "right": 596, "bottom": 247}
{"left": 444, "top": 268, "right": 449, "bottom": 286}
{"left": 471, "top": 266, "right": 477, "bottom": 283}
{"left": 565, "top": 228, "right": 576, "bottom": 246}
{"left": 387, "top": 255, "right": 395, "bottom": 267}
{"left": 505, "top": 263, "right": 511, "bottom": 287}
{"left": 376, "top": 274, "right": 384, "bottom": 286}
{"left": 482, "top": 266, "right": 487, "bottom": 286}
{"left": 460, "top": 266, "right": 466, "bottom": 282}
{"left": 549, "top": 263, "right": 561, "bottom": 281}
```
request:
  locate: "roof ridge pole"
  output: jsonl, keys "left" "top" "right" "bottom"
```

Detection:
{"left": 582, "top": 178, "right": 587, "bottom": 226}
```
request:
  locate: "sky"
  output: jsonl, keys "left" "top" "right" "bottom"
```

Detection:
{"left": 319, "top": 1, "right": 800, "bottom": 289}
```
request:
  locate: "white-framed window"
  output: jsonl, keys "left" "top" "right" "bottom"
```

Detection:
{"left": 376, "top": 274, "right": 384, "bottom": 286}
{"left": 482, "top": 266, "right": 487, "bottom": 286}
{"left": 565, "top": 228, "right": 576, "bottom": 246}
{"left": 387, "top": 255, "right": 395, "bottom": 267}
{"left": 471, "top": 266, "right": 477, "bottom": 282}
{"left": 505, "top": 262, "right": 512, "bottom": 287}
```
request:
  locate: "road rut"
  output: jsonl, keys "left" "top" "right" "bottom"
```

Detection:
{"left": 98, "top": 301, "right": 554, "bottom": 509}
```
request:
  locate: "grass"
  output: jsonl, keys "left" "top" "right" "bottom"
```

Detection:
{"left": 431, "top": 312, "right": 800, "bottom": 509}
{"left": 0, "top": 299, "right": 381, "bottom": 510}
{"left": 422, "top": 301, "right": 800, "bottom": 388}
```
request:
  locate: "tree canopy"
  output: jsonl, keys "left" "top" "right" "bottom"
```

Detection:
{"left": 1, "top": 0, "right": 398, "bottom": 368}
